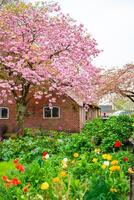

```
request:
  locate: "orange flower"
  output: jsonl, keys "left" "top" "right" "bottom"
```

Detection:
{"left": 2, "top": 176, "right": 8, "bottom": 181}
{"left": 109, "top": 165, "right": 120, "bottom": 172}
{"left": 14, "top": 159, "right": 25, "bottom": 172}
{"left": 16, "top": 164, "right": 25, "bottom": 172}
{"left": 23, "top": 183, "right": 30, "bottom": 193}
{"left": 11, "top": 178, "right": 21, "bottom": 185}
{"left": 5, "top": 182, "right": 12, "bottom": 188}
{"left": 23, "top": 186, "right": 28, "bottom": 193}
{"left": 60, "top": 171, "right": 67, "bottom": 177}
{"left": 53, "top": 177, "right": 60, "bottom": 183}
{"left": 2, "top": 176, "right": 21, "bottom": 187}
{"left": 13, "top": 159, "right": 19, "bottom": 164}
{"left": 111, "top": 160, "right": 118, "bottom": 165}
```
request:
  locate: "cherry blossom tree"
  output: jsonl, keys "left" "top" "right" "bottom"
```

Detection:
{"left": 0, "top": 2, "right": 102, "bottom": 134}
{"left": 100, "top": 64, "right": 134, "bottom": 103}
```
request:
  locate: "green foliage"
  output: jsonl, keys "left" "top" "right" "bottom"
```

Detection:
{"left": 82, "top": 115, "right": 134, "bottom": 151}
{"left": 0, "top": 116, "right": 133, "bottom": 199}
{"left": 82, "top": 118, "right": 104, "bottom": 145}
{"left": 0, "top": 132, "right": 93, "bottom": 162}
{"left": 84, "top": 176, "right": 127, "bottom": 200}
{"left": 84, "top": 177, "right": 112, "bottom": 200}
{"left": 0, "top": 149, "right": 132, "bottom": 200}
{"left": 0, "top": 160, "right": 15, "bottom": 176}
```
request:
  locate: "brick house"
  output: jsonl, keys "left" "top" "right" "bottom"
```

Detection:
{"left": 0, "top": 93, "right": 100, "bottom": 133}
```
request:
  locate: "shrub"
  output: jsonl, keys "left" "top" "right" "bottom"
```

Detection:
{"left": 0, "top": 132, "right": 93, "bottom": 162}
{"left": 82, "top": 118, "right": 104, "bottom": 145}
{"left": 82, "top": 115, "right": 134, "bottom": 151}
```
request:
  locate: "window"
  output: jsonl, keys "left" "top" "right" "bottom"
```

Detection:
{"left": 0, "top": 107, "right": 9, "bottom": 119}
{"left": 43, "top": 106, "right": 60, "bottom": 118}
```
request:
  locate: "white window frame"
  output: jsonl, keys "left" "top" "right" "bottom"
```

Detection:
{"left": 43, "top": 106, "right": 60, "bottom": 119}
{"left": 0, "top": 107, "right": 9, "bottom": 119}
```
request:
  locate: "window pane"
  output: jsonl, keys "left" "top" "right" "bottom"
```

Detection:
{"left": 52, "top": 107, "right": 59, "bottom": 117}
{"left": 1, "top": 108, "right": 8, "bottom": 118}
{"left": 44, "top": 107, "right": 51, "bottom": 118}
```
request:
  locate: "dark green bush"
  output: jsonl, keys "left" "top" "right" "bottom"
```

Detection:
{"left": 82, "top": 118, "right": 104, "bottom": 145}
{"left": 82, "top": 115, "right": 134, "bottom": 151}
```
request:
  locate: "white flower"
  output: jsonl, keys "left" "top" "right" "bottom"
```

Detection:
{"left": 103, "top": 161, "right": 110, "bottom": 166}
{"left": 63, "top": 158, "right": 68, "bottom": 162}
{"left": 57, "top": 139, "right": 63, "bottom": 143}
{"left": 45, "top": 154, "right": 49, "bottom": 159}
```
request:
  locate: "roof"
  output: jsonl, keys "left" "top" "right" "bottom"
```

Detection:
{"left": 66, "top": 91, "right": 83, "bottom": 106}
{"left": 66, "top": 91, "right": 100, "bottom": 109}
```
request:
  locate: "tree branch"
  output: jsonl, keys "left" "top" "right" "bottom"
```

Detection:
{"left": 49, "top": 44, "right": 70, "bottom": 59}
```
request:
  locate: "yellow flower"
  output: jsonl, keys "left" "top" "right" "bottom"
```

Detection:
{"left": 53, "top": 177, "right": 60, "bottom": 183}
{"left": 60, "top": 171, "right": 67, "bottom": 177}
{"left": 106, "top": 154, "right": 112, "bottom": 161}
{"left": 73, "top": 153, "right": 79, "bottom": 158}
{"left": 101, "top": 164, "right": 107, "bottom": 169}
{"left": 111, "top": 160, "right": 118, "bottom": 165}
{"left": 109, "top": 165, "right": 120, "bottom": 172}
{"left": 102, "top": 154, "right": 112, "bottom": 160}
{"left": 128, "top": 168, "right": 134, "bottom": 174}
{"left": 40, "top": 182, "right": 49, "bottom": 190}
{"left": 92, "top": 158, "right": 98, "bottom": 163}
{"left": 102, "top": 154, "right": 108, "bottom": 159}
{"left": 94, "top": 148, "right": 100, "bottom": 153}
{"left": 110, "top": 188, "right": 117, "bottom": 192}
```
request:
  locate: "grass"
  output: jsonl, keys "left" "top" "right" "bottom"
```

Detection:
{"left": 0, "top": 160, "right": 15, "bottom": 177}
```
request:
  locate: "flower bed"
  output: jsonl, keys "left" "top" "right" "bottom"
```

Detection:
{"left": 0, "top": 139, "right": 133, "bottom": 199}
{"left": 0, "top": 115, "right": 133, "bottom": 199}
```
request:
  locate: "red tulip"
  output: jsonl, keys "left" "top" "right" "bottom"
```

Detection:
{"left": 2, "top": 176, "right": 8, "bottom": 181}
{"left": 114, "top": 140, "right": 121, "bottom": 148}
{"left": 42, "top": 151, "right": 49, "bottom": 159}
{"left": 13, "top": 159, "right": 19, "bottom": 164}
{"left": 23, "top": 186, "right": 28, "bottom": 193}
{"left": 23, "top": 183, "right": 30, "bottom": 193}
{"left": 11, "top": 178, "right": 21, "bottom": 185}
{"left": 42, "top": 151, "right": 47, "bottom": 157}
{"left": 16, "top": 164, "right": 25, "bottom": 172}
{"left": 123, "top": 157, "right": 129, "bottom": 162}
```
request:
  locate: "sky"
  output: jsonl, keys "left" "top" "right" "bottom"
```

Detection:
{"left": 29, "top": 0, "right": 134, "bottom": 69}
{"left": 55, "top": 0, "right": 134, "bottom": 69}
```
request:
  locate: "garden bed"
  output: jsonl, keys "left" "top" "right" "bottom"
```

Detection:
{"left": 0, "top": 115, "right": 134, "bottom": 200}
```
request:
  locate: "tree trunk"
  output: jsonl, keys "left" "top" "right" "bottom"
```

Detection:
{"left": 16, "top": 102, "right": 27, "bottom": 136}
{"left": 130, "top": 174, "right": 134, "bottom": 200}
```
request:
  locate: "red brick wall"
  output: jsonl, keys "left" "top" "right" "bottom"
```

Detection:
{"left": 0, "top": 95, "right": 80, "bottom": 133}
